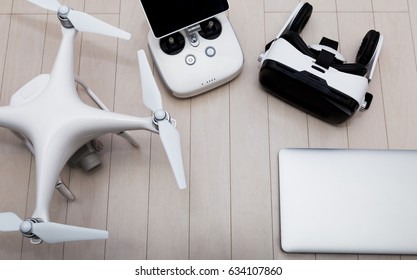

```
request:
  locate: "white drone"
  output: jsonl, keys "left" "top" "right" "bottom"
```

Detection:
{"left": 0, "top": 0, "right": 186, "bottom": 244}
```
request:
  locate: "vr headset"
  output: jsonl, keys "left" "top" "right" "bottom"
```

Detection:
{"left": 258, "top": 2, "right": 383, "bottom": 124}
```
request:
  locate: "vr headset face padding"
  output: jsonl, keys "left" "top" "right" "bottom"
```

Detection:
{"left": 332, "top": 62, "right": 368, "bottom": 76}
{"left": 282, "top": 31, "right": 368, "bottom": 76}
{"left": 356, "top": 30, "right": 380, "bottom": 66}
{"left": 289, "top": 2, "right": 313, "bottom": 34}
{"left": 281, "top": 31, "right": 315, "bottom": 57}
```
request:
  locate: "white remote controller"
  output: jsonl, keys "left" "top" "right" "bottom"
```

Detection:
{"left": 148, "top": 13, "right": 244, "bottom": 98}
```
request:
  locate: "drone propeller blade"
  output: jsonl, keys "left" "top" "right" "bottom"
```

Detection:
{"left": 27, "top": 0, "right": 60, "bottom": 12}
{"left": 0, "top": 212, "right": 23, "bottom": 232}
{"left": 0, "top": 212, "right": 108, "bottom": 243}
{"left": 32, "top": 222, "right": 108, "bottom": 243}
{"left": 26, "top": 0, "right": 130, "bottom": 39}
{"left": 158, "top": 120, "right": 187, "bottom": 189}
{"left": 137, "top": 50, "right": 187, "bottom": 189}
{"left": 137, "top": 50, "right": 163, "bottom": 112}
{"left": 67, "top": 10, "right": 131, "bottom": 40}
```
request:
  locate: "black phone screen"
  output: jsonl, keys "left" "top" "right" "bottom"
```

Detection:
{"left": 140, "top": 0, "right": 229, "bottom": 38}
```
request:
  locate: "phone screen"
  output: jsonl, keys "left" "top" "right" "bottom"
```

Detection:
{"left": 139, "top": 0, "right": 229, "bottom": 38}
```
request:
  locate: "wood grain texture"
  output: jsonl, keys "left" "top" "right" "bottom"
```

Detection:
{"left": 336, "top": 0, "right": 372, "bottom": 12}
{"left": 229, "top": 0, "right": 273, "bottom": 260}
{"left": 375, "top": 12, "right": 417, "bottom": 149}
{"left": 307, "top": 0, "right": 336, "bottom": 12}
{"left": 264, "top": 0, "right": 299, "bottom": 12}
{"left": 410, "top": 0, "right": 417, "bottom": 65}
{"left": 264, "top": 12, "right": 313, "bottom": 260}
{"left": 0, "top": 1, "right": 13, "bottom": 14}
{"left": 372, "top": 0, "right": 409, "bottom": 12}
{"left": 146, "top": 71, "right": 191, "bottom": 260}
{"left": 85, "top": 0, "right": 120, "bottom": 14}
{"left": 0, "top": 16, "right": 11, "bottom": 91}
{"left": 189, "top": 86, "right": 231, "bottom": 260}
{"left": 104, "top": 0, "right": 151, "bottom": 260}
{"left": 0, "top": 0, "right": 416, "bottom": 260}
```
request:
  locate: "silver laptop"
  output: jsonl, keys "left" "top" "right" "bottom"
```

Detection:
{"left": 279, "top": 148, "right": 417, "bottom": 255}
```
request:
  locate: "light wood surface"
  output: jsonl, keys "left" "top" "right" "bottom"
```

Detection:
{"left": 0, "top": 0, "right": 416, "bottom": 260}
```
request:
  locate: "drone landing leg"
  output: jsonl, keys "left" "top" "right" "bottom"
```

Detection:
{"left": 55, "top": 179, "right": 74, "bottom": 201}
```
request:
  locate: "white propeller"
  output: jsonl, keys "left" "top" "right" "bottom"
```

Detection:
{"left": 0, "top": 212, "right": 22, "bottom": 231}
{"left": 137, "top": 50, "right": 187, "bottom": 189}
{"left": 0, "top": 212, "right": 108, "bottom": 243}
{"left": 27, "top": 0, "right": 131, "bottom": 40}
{"left": 28, "top": 0, "right": 60, "bottom": 11}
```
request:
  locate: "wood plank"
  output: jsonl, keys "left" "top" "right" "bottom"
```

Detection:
{"left": 228, "top": 0, "right": 273, "bottom": 260}
{"left": 12, "top": 0, "right": 46, "bottom": 13}
{"left": 127, "top": 0, "right": 191, "bottom": 260}
{"left": 104, "top": 0, "right": 151, "bottom": 260}
{"left": 189, "top": 86, "right": 231, "bottom": 260}
{"left": 85, "top": 0, "right": 120, "bottom": 14}
{"left": 409, "top": 0, "right": 417, "bottom": 64}
{"left": 0, "top": 16, "right": 46, "bottom": 101}
{"left": 0, "top": 1, "right": 12, "bottom": 14}
{"left": 307, "top": 0, "right": 336, "bottom": 12}
{"left": 0, "top": 16, "right": 10, "bottom": 91}
{"left": 264, "top": 0, "right": 299, "bottom": 13}
{"left": 336, "top": 0, "right": 372, "bottom": 12}
{"left": 374, "top": 12, "right": 417, "bottom": 260}
{"left": 63, "top": 14, "right": 119, "bottom": 260}
{"left": 0, "top": 14, "right": 46, "bottom": 260}
{"left": 137, "top": 0, "right": 192, "bottom": 261}
{"left": 264, "top": 12, "right": 314, "bottom": 260}
{"left": 146, "top": 64, "right": 190, "bottom": 260}
{"left": 372, "top": 0, "right": 408, "bottom": 12}
{"left": 374, "top": 12, "right": 417, "bottom": 150}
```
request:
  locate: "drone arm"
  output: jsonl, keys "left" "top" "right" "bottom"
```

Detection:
{"left": 79, "top": 108, "right": 158, "bottom": 135}
{"left": 0, "top": 106, "right": 28, "bottom": 135}
{"left": 32, "top": 147, "right": 67, "bottom": 222}
{"left": 48, "top": 27, "right": 78, "bottom": 94}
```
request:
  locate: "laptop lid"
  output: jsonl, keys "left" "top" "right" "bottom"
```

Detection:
{"left": 279, "top": 148, "right": 417, "bottom": 255}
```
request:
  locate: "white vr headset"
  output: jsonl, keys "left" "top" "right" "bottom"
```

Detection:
{"left": 258, "top": 2, "right": 383, "bottom": 124}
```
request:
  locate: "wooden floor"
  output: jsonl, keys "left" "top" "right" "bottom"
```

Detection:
{"left": 0, "top": 0, "right": 417, "bottom": 260}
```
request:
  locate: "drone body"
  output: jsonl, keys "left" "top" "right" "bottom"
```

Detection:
{"left": 0, "top": 0, "right": 186, "bottom": 244}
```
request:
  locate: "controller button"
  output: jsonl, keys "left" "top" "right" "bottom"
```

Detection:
{"left": 185, "top": 55, "right": 196, "bottom": 65}
{"left": 205, "top": 47, "right": 216, "bottom": 57}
